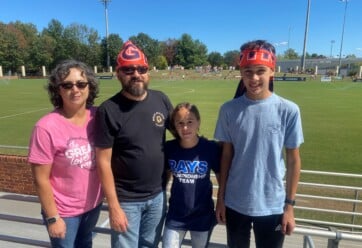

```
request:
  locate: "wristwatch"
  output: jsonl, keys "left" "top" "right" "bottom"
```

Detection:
{"left": 284, "top": 198, "right": 296, "bottom": 206}
{"left": 46, "top": 215, "right": 59, "bottom": 225}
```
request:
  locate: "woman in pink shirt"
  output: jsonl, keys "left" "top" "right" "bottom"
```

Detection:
{"left": 28, "top": 60, "right": 103, "bottom": 247}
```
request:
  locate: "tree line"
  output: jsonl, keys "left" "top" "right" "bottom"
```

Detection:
{"left": 1, "top": 19, "right": 347, "bottom": 75}
{"left": 0, "top": 19, "right": 242, "bottom": 75}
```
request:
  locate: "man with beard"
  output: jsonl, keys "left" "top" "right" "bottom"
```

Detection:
{"left": 95, "top": 41, "right": 173, "bottom": 248}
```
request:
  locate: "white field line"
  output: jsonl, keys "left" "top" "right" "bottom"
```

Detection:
{"left": 168, "top": 88, "right": 195, "bottom": 95}
{"left": 0, "top": 86, "right": 195, "bottom": 120}
{"left": 152, "top": 85, "right": 196, "bottom": 95}
{"left": 0, "top": 108, "right": 50, "bottom": 120}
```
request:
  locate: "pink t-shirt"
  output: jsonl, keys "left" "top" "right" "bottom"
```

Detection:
{"left": 28, "top": 107, "right": 103, "bottom": 217}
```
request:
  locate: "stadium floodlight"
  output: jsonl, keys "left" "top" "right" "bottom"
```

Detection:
{"left": 301, "top": 0, "right": 311, "bottom": 73}
{"left": 338, "top": 0, "right": 349, "bottom": 76}
{"left": 100, "top": 0, "right": 111, "bottom": 71}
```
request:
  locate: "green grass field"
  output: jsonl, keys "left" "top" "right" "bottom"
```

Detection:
{"left": 1, "top": 72, "right": 362, "bottom": 175}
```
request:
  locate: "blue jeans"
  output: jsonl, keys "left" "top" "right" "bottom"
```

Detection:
{"left": 43, "top": 203, "right": 102, "bottom": 248}
{"left": 162, "top": 226, "right": 213, "bottom": 248}
{"left": 225, "top": 207, "right": 285, "bottom": 248}
{"left": 111, "top": 191, "right": 166, "bottom": 248}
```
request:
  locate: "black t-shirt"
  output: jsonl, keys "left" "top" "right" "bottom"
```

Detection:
{"left": 95, "top": 90, "right": 173, "bottom": 201}
{"left": 164, "top": 137, "right": 221, "bottom": 231}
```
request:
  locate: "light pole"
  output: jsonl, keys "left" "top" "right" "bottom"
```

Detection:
{"left": 330, "top": 40, "right": 335, "bottom": 58}
{"left": 100, "top": 0, "right": 111, "bottom": 71}
{"left": 301, "top": 0, "right": 311, "bottom": 73}
{"left": 288, "top": 26, "right": 292, "bottom": 50}
{"left": 338, "top": 0, "right": 348, "bottom": 76}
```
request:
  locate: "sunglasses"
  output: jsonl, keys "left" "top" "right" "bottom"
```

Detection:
{"left": 119, "top": 66, "right": 148, "bottom": 75}
{"left": 59, "top": 82, "right": 89, "bottom": 90}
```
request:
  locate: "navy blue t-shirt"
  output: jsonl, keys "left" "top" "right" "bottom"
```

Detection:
{"left": 165, "top": 137, "right": 221, "bottom": 231}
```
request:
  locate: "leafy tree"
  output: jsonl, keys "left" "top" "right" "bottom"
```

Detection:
{"left": 223, "top": 50, "right": 240, "bottom": 68}
{"left": 207, "top": 52, "right": 224, "bottom": 67}
{"left": 308, "top": 53, "right": 326, "bottom": 59}
{"left": 5, "top": 19, "right": 362, "bottom": 75}
{"left": 0, "top": 23, "right": 6, "bottom": 67}
{"left": 12, "top": 21, "right": 39, "bottom": 72}
{"left": 41, "top": 20, "right": 102, "bottom": 69}
{"left": 28, "top": 34, "right": 56, "bottom": 73}
{"left": 0, "top": 23, "right": 28, "bottom": 73}
{"left": 283, "top": 48, "right": 299, "bottom": 59}
{"left": 62, "top": 25, "right": 81, "bottom": 59}
{"left": 154, "top": 55, "right": 168, "bottom": 70}
{"left": 62, "top": 23, "right": 101, "bottom": 66}
{"left": 0, "top": 23, "right": 10, "bottom": 71}
{"left": 42, "top": 19, "right": 67, "bottom": 68}
{"left": 346, "top": 54, "right": 356, "bottom": 59}
{"left": 160, "top": 39, "right": 178, "bottom": 67}
{"left": 192, "top": 40, "right": 208, "bottom": 67}
{"left": 101, "top": 33, "right": 123, "bottom": 70}
{"left": 174, "top": 34, "right": 208, "bottom": 69}
{"left": 43, "top": 19, "right": 64, "bottom": 39}
{"left": 86, "top": 29, "right": 102, "bottom": 67}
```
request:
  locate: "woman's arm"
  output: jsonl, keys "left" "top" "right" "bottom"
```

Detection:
{"left": 31, "top": 164, "right": 66, "bottom": 238}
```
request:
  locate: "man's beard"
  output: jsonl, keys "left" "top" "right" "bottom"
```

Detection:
{"left": 123, "top": 80, "right": 148, "bottom": 97}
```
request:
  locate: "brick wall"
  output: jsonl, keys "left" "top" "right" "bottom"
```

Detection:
{"left": 0, "top": 154, "right": 36, "bottom": 195}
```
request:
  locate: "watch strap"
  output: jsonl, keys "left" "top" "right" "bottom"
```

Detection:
{"left": 285, "top": 198, "right": 296, "bottom": 206}
{"left": 46, "top": 215, "right": 59, "bottom": 224}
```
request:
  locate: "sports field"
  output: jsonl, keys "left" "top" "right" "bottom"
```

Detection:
{"left": 0, "top": 71, "right": 361, "bottom": 175}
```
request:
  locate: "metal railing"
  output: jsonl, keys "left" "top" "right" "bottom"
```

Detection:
{"left": 294, "top": 226, "right": 362, "bottom": 248}
{"left": 295, "top": 170, "right": 362, "bottom": 233}
{"left": 0, "top": 170, "right": 361, "bottom": 247}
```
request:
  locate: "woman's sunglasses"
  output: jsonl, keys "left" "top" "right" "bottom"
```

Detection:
{"left": 59, "top": 82, "right": 89, "bottom": 90}
{"left": 119, "top": 66, "right": 148, "bottom": 75}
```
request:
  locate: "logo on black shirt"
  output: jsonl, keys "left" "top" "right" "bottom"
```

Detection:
{"left": 153, "top": 112, "right": 165, "bottom": 127}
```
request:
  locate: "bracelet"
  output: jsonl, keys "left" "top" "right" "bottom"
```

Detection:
{"left": 285, "top": 198, "right": 296, "bottom": 206}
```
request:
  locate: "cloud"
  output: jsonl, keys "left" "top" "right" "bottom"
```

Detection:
{"left": 274, "top": 41, "right": 288, "bottom": 46}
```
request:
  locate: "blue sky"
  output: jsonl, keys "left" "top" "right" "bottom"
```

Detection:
{"left": 2, "top": 0, "right": 361, "bottom": 57}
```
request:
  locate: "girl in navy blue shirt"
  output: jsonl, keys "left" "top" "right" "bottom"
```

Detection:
{"left": 162, "top": 102, "right": 221, "bottom": 248}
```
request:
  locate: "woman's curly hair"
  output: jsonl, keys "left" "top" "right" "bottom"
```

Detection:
{"left": 46, "top": 59, "right": 99, "bottom": 108}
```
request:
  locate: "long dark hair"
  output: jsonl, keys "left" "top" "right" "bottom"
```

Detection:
{"left": 234, "top": 40, "right": 275, "bottom": 98}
